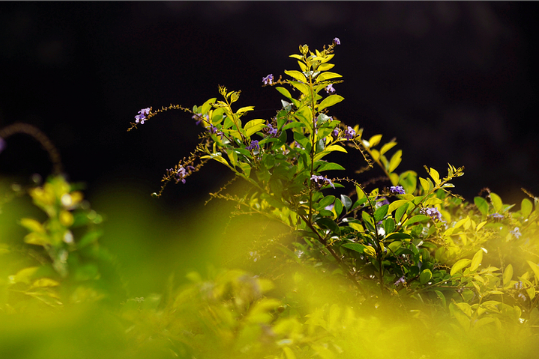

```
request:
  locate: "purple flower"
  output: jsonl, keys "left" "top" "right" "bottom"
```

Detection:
{"left": 518, "top": 292, "right": 527, "bottom": 301}
{"left": 325, "top": 84, "right": 335, "bottom": 94}
{"left": 176, "top": 166, "right": 187, "bottom": 184}
{"left": 394, "top": 276, "right": 405, "bottom": 286}
{"left": 421, "top": 207, "right": 442, "bottom": 221}
{"left": 390, "top": 186, "right": 405, "bottom": 195}
{"left": 266, "top": 123, "right": 278, "bottom": 137}
{"left": 135, "top": 107, "right": 150, "bottom": 124}
{"left": 378, "top": 197, "right": 390, "bottom": 207}
{"left": 325, "top": 204, "right": 334, "bottom": 211}
{"left": 332, "top": 128, "right": 339, "bottom": 138}
{"left": 489, "top": 213, "right": 504, "bottom": 220}
{"left": 174, "top": 165, "right": 195, "bottom": 184}
{"left": 515, "top": 281, "right": 523, "bottom": 290}
{"left": 333, "top": 38, "right": 341, "bottom": 45}
{"left": 310, "top": 175, "right": 335, "bottom": 189}
{"left": 193, "top": 113, "right": 209, "bottom": 125}
{"left": 262, "top": 74, "right": 274, "bottom": 85}
{"left": 344, "top": 126, "right": 356, "bottom": 140}
{"left": 511, "top": 227, "right": 522, "bottom": 239}
{"left": 0, "top": 137, "right": 5, "bottom": 154}
{"left": 294, "top": 141, "right": 304, "bottom": 150}
{"left": 246, "top": 140, "right": 259, "bottom": 151}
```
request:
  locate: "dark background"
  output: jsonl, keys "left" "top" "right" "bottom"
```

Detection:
{"left": 1, "top": 2, "right": 539, "bottom": 209}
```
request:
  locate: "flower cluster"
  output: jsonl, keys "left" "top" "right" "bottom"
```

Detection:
{"left": 310, "top": 175, "right": 335, "bottom": 189}
{"left": 394, "top": 276, "right": 406, "bottom": 286}
{"left": 390, "top": 185, "right": 405, "bottom": 195}
{"left": 135, "top": 108, "right": 150, "bottom": 124}
{"left": 173, "top": 165, "right": 195, "bottom": 184}
{"left": 489, "top": 213, "right": 504, "bottom": 220}
{"left": 266, "top": 123, "right": 278, "bottom": 137}
{"left": 246, "top": 140, "right": 259, "bottom": 151}
{"left": 262, "top": 74, "right": 274, "bottom": 85}
{"left": 344, "top": 126, "right": 356, "bottom": 140}
{"left": 325, "top": 84, "right": 335, "bottom": 94}
{"left": 421, "top": 207, "right": 442, "bottom": 221}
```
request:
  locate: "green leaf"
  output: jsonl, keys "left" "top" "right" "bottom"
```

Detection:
{"left": 450, "top": 259, "right": 472, "bottom": 276}
{"left": 521, "top": 198, "right": 533, "bottom": 218}
{"left": 469, "top": 249, "right": 483, "bottom": 272}
{"left": 388, "top": 150, "right": 402, "bottom": 173}
{"left": 362, "top": 211, "right": 375, "bottom": 230}
{"left": 420, "top": 269, "right": 433, "bottom": 284}
{"left": 374, "top": 204, "right": 389, "bottom": 223}
{"left": 284, "top": 70, "right": 307, "bottom": 83}
{"left": 334, "top": 198, "right": 343, "bottom": 217}
{"left": 340, "top": 195, "right": 352, "bottom": 211}
{"left": 316, "top": 218, "right": 340, "bottom": 234}
{"left": 395, "top": 203, "right": 410, "bottom": 224}
{"left": 317, "top": 95, "right": 344, "bottom": 111}
{"left": 316, "top": 162, "right": 345, "bottom": 172}
{"left": 474, "top": 197, "right": 489, "bottom": 217}
{"left": 403, "top": 215, "right": 429, "bottom": 227}
{"left": 490, "top": 193, "right": 503, "bottom": 213}
{"left": 342, "top": 243, "right": 366, "bottom": 254}
{"left": 434, "top": 290, "right": 446, "bottom": 308}
{"left": 385, "top": 232, "right": 412, "bottom": 241}
{"left": 384, "top": 218, "right": 396, "bottom": 234}
{"left": 282, "top": 122, "right": 305, "bottom": 131}
{"left": 318, "top": 195, "right": 336, "bottom": 210}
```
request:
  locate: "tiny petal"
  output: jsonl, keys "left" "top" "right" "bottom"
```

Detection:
{"left": 262, "top": 74, "right": 274, "bottom": 85}
{"left": 333, "top": 38, "right": 341, "bottom": 45}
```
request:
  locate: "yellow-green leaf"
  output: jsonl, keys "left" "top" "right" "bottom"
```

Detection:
{"left": 527, "top": 261, "right": 539, "bottom": 282}
{"left": 380, "top": 142, "right": 397, "bottom": 155}
{"left": 368, "top": 134, "right": 382, "bottom": 148}
{"left": 419, "top": 177, "right": 431, "bottom": 193}
{"left": 388, "top": 200, "right": 409, "bottom": 214}
{"left": 503, "top": 264, "right": 513, "bottom": 286}
{"left": 388, "top": 150, "right": 402, "bottom": 172}
{"left": 371, "top": 149, "right": 380, "bottom": 162}
{"left": 451, "top": 259, "right": 472, "bottom": 276}
{"left": 428, "top": 167, "right": 440, "bottom": 185}
{"left": 420, "top": 269, "right": 433, "bottom": 284}
{"left": 521, "top": 198, "right": 533, "bottom": 218}
{"left": 470, "top": 249, "right": 483, "bottom": 271}
{"left": 316, "top": 71, "right": 342, "bottom": 82}
{"left": 244, "top": 119, "right": 266, "bottom": 137}
{"left": 317, "top": 95, "right": 344, "bottom": 112}
{"left": 325, "top": 145, "right": 347, "bottom": 153}
{"left": 490, "top": 193, "right": 503, "bottom": 213}
{"left": 284, "top": 70, "right": 307, "bottom": 83}
{"left": 275, "top": 87, "right": 293, "bottom": 99}
{"left": 318, "top": 63, "right": 334, "bottom": 71}
{"left": 20, "top": 218, "right": 45, "bottom": 233}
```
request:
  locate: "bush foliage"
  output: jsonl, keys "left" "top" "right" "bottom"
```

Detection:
{"left": 2, "top": 39, "right": 539, "bottom": 358}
